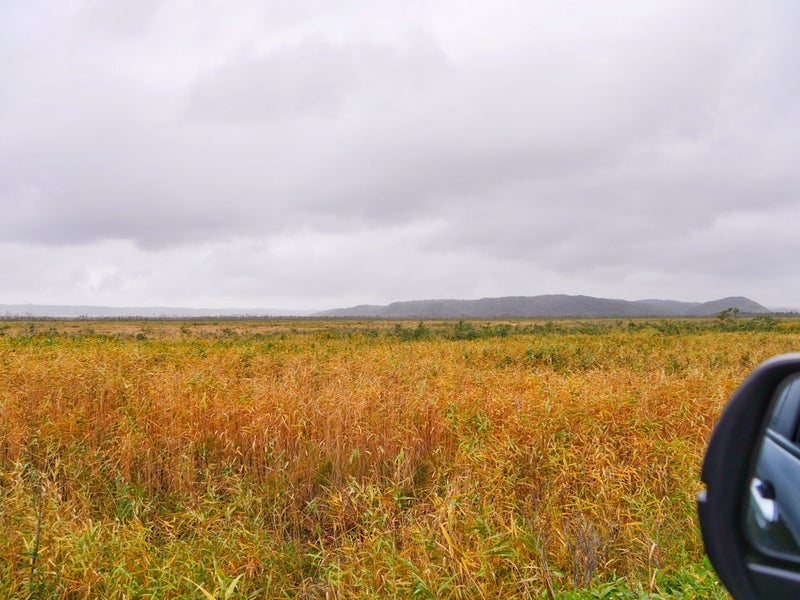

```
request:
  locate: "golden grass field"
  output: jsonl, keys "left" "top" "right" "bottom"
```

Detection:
{"left": 0, "top": 317, "right": 796, "bottom": 598}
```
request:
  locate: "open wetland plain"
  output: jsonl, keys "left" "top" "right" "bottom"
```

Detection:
{"left": 1, "top": 317, "right": 796, "bottom": 598}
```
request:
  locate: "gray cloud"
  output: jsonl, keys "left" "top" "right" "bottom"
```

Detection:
{"left": 1, "top": 1, "right": 799, "bottom": 308}
{"left": 81, "top": 0, "right": 163, "bottom": 37}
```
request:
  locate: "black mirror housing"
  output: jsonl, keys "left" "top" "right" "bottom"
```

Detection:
{"left": 699, "top": 354, "right": 800, "bottom": 599}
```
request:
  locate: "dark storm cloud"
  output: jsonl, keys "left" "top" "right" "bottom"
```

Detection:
{"left": 1, "top": 0, "right": 799, "bottom": 307}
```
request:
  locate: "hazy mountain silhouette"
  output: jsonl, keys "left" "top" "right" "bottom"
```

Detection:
{"left": 0, "top": 295, "right": 770, "bottom": 319}
{"left": 316, "top": 295, "right": 770, "bottom": 318}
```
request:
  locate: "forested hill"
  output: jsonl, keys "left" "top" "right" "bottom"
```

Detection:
{"left": 316, "top": 295, "right": 770, "bottom": 319}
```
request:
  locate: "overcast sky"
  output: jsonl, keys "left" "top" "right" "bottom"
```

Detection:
{"left": 2, "top": 1, "right": 799, "bottom": 311}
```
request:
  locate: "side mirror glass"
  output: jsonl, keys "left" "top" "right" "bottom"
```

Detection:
{"left": 747, "top": 374, "right": 800, "bottom": 558}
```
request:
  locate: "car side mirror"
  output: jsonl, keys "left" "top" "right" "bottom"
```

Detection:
{"left": 699, "top": 354, "right": 800, "bottom": 599}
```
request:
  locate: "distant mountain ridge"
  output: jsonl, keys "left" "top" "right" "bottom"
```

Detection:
{"left": 316, "top": 295, "right": 770, "bottom": 319}
{"left": 0, "top": 295, "right": 771, "bottom": 319}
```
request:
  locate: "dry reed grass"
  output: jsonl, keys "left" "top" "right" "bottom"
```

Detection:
{"left": 0, "top": 319, "right": 793, "bottom": 597}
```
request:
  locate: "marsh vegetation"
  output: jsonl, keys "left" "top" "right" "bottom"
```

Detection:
{"left": 1, "top": 318, "right": 794, "bottom": 598}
